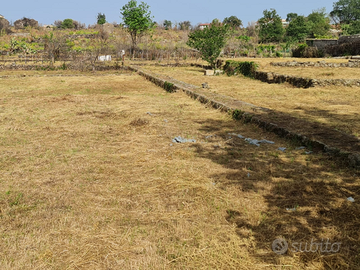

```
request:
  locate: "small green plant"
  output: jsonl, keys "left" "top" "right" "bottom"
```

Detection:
{"left": 231, "top": 109, "right": 244, "bottom": 120}
{"left": 163, "top": 81, "right": 174, "bottom": 93}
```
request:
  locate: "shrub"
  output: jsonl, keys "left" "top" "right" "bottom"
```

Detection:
{"left": 325, "top": 40, "right": 360, "bottom": 57}
{"left": 223, "top": 60, "right": 258, "bottom": 78}
{"left": 163, "top": 81, "right": 175, "bottom": 93}
{"left": 292, "top": 43, "right": 323, "bottom": 58}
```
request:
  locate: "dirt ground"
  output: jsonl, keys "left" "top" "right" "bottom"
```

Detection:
{"left": 0, "top": 70, "right": 359, "bottom": 269}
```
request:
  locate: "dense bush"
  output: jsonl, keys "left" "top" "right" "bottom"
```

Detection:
{"left": 292, "top": 43, "right": 324, "bottom": 57}
{"left": 325, "top": 40, "right": 360, "bottom": 56}
{"left": 223, "top": 60, "right": 258, "bottom": 78}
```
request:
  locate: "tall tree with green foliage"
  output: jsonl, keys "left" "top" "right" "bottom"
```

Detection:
{"left": 348, "top": 20, "right": 360, "bottom": 34}
{"left": 286, "top": 13, "right": 299, "bottom": 22}
{"left": 223, "top": 16, "right": 242, "bottom": 29}
{"left": 286, "top": 14, "right": 309, "bottom": 42}
{"left": 187, "top": 19, "right": 229, "bottom": 70}
{"left": 120, "top": 0, "right": 154, "bottom": 56}
{"left": 330, "top": 0, "right": 360, "bottom": 24}
{"left": 97, "top": 13, "right": 106, "bottom": 25}
{"left": 307, "top": 8, "right": 331, "bottom": 38}
{"left": 258, "top": 9, "right": 285, "bottom": 43}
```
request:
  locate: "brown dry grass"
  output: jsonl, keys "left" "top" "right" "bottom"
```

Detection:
{"left": 0, "top": 70, "right": 359, "bottom": 269}
{"left": 143, "top": 64, "right": 360, "bottom": 139}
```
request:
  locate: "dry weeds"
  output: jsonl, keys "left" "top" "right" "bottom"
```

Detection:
{"left": 0, "top": 70, "right": 359, "bottom": 269}
{"left": 144, "top": 64, "right": 360, "bottom": 139}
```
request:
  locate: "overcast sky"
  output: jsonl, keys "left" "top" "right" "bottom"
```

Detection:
{"left": 1, "top": 0, "right": 335, "bottom": 27}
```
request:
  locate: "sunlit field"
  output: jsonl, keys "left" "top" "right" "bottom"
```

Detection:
{"left": 0, "top": 71, "right": 358, "bottom": 269}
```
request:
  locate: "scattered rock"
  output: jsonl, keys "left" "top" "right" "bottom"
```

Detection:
{"left": 172, "top": 136, "right": 196, "bottom": 143}
{"left": 278, "top": 147, "right": 286, "bottom": 152}
{"left": 202, "top": 82, "right": 209, "bottom": 88}
{"left": 245, "top": 138, "right": 275, "bottom": 147}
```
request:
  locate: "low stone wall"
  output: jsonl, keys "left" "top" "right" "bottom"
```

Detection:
{"left": 254, "top": 71, "right": 314, "bottom": 88}
{"left": 271, "top": 60, "right": 360, "bottom": 68}
{"left": 338, "top": 34, "right": 360, "bottom": 44}
{"left": 0, "top": 64, "right": 123, "bottom": 71}
{"left": 306, "top": 39, "right": 338, "bottom": 49}
{"left": 129, "top": 65, "right": 360, "bottom": 170}
{"left": 254, "top": 71, "right": 360, "bottom": 88}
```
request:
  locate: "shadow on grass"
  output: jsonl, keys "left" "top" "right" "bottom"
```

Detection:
{"left": 191, "top": 118, "right": 360, "bottom": 269}
{"left": 297, "top": 107, "right": 360, "bottom": 139}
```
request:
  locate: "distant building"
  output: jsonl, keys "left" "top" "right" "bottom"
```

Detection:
{"left": 281, "top": 19, "right": 289, "bottom": 27}
{"left": 198, "top": 23, "right": 210, "bottom": 30}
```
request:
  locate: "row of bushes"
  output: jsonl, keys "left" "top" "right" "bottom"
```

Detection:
{"left": 292, "top": 40, "right": 360, "bottom": 58}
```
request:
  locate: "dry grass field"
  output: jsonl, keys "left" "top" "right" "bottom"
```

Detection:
{"left": 143, "top": 62, "right": 360, "bottom": 140}
{"left": 0, "top": 70, "right": 359, "bottom": 269}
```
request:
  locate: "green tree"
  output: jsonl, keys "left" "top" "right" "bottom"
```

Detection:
{"left": 223, "top": 16, "right": 242, "bottom": 29}
{"left": 61, "top": 19, "right": 74, "bottom": 29}
{"left": 348, "top": 20, "right": 360, "bottom": 34}
{"left": 120, "top": 0, "right": 155, "bottom": 56}
{"left": 258, "top": 9, "right": 285, "bottom": 43}
{"left": 179, "top": 21, "right": 191, "bottom": 30}
{"left": 286, "top": 13, "right": 299, "bottom": 22}
{"left": 187, "top": 19, "right": 229, "bottom": 70}
{"left": 286, "top": 15, "right": 309, "bottom": 42}
{"left": 330, "top": 0, "right": 360, "bottom": 24}
{"left": 163, "top": 20, "right": 172, "bottom": 30}
{"left": 307, "top": 8, "right": 331, "bottom": 38}
{"left": 97, "top": 13, "right": 106, "bottom": 25}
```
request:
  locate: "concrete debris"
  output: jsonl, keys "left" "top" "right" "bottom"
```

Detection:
{"left": 245, "top": 138, "right": 275, "bottom": 147}
{"left": 98, "top": 55, "right": 112, "bottom": 61}
{"left": 278, "top": 147, "right": 287, "bottom": 152}
{"left": 172, "top": 136, "right": 196, "bottom": 143}
{"left": 228, "top": 133, "right": 245, "bottom": 139}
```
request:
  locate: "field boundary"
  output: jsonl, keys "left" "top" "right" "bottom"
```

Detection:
{"left": 129, "top": 65, "right": 360, "bottom": 170}
{"left": 254, "top": 71, "right": 360, "bottom": 88}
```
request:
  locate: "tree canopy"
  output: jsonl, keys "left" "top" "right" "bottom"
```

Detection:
{"left": 61, "top": 19, "right": 74, "bottom": 29}
{"left": 331, "top": 0, "right": 360, "bottom": 24}
{"left": 120, "top": 0, "right": 154, "bottom": 55}
{"left": 223, "top": 16, "right": 242, "bottom": 29}
{"left": 97, "top": 13, "right": 106, "bottom": 25}
{"left": 307, "top": 8, "right": 331, "bottom": 38}
{"left": 187, "top": 20, "right": 229, "bottom": 69}
{"left": 285, "top": 15, "right": 309, "bottom": 42}
{"left": 258, "top": 9, "right": 285, "bottom": 43}
{"left": 163, "top": 20, "right": 172, "bottom": 30}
